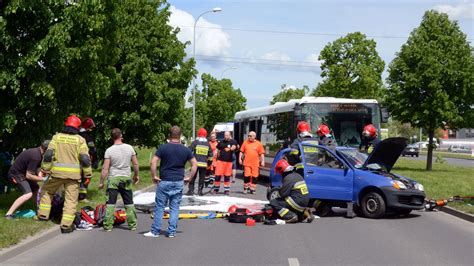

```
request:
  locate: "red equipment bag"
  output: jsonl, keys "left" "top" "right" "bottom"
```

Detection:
{"left": 94, "top": 204, "right": 107, "bottom": 226}
{"left": 114, "top": 209, "right": 127, "bottom": 225}
{"left": 81, "top": 206, "right": 96, "bottom": 225}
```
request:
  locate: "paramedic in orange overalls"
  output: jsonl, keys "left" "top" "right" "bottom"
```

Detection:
{"left": 239, "top": 131, "right": 265, "bottom": 194}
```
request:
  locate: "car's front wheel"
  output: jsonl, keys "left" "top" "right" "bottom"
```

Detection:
{"left": 267, "top": 187, "right": 281, "bottom": 201}
{"left": 361, "top": 192, "right": 386, "bottom": 219}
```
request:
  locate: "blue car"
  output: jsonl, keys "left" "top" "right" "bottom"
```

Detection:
{"left": 268, "top": 137, "right": 426, "bottom": 219}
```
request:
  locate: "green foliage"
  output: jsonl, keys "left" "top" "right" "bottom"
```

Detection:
{"left": 190, "top": 73, "right": 246, "bottom": 134}
{"left": 386, "top": 10, "right": 474, "bottom": 170}
{"left": 0, "top": 1, "right": 194, "bottom": 154}
{"left": 94, "top": 1, "right": 194, "bottom": 153}
{"left": 270, "top": 84, "right": 308, "bottom": 104}
{"left": 312, "top": 32, "right": 385, "bottom": 101}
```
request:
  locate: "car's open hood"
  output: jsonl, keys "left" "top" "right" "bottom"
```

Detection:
{"left": 363, "top": 137, "right": 408, "bottom": 172}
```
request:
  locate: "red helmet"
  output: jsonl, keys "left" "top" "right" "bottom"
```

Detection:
{"left": 297, "top": 121, "right": 311, "bottom": 134}
{"left": 81, "top": 117, "right": 96, "bottom": 130}
{"left": 65, "top": 115, "right": 81, "bottom": 129}
{"left": 316, "top": 124, "right": 330, "bottom": 137}
{"left": 228, "top": 204, "right": 238, "bottom": 214}
{"left": 197, "top": 128, "right": 207, "bottom": 138}
{"left": 274, "top": 159, "right": 292, "bottom": 175}
{"left": 363, "top": 124, "right": 377, "bottom": 138}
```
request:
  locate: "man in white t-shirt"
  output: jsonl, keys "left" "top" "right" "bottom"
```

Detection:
{"left": 99, "top": 128, "right": 140, "bottom": 231}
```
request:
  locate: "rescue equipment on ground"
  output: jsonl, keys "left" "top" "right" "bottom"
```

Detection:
{"left": 424, "top": 196, "right": 474, "bottom": 211}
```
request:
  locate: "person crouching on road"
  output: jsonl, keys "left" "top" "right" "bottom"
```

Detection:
{"left": 99, "top": 128, "right": 140, "bottom": 232}
{"left": 187, "top": 128, "right": 213, "bottom": 196}
{"left": 213, "top": 131, "right": 237, "bottom": 195}
{"left": 5, "top": 140, "right": 49, "bottom": 219}
{"left": 144, "top": 126, "right": 198, "bottom": 238}
{"left": 270, "top": 159, "right": 313, "bottom": 223}
{"left": 239, "top": 131, "right": 265, "bottom": 194}
{"left": 38, "top": 115, "right": 92, "bottom": 233}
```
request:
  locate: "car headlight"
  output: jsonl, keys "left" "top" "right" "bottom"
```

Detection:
{"left": 392, "top": 180, "right": 407, "bottom": 190}
{"left": 414, "top": 183, "right": 424, "bottom": 192}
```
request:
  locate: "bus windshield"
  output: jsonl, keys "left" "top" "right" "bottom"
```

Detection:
{"left": 301, "top": 103, "right": 381, "bottom": 147}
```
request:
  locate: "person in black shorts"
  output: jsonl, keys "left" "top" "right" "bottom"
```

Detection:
{"left": 5, "top": 140, "right": 49, "bottom": 219}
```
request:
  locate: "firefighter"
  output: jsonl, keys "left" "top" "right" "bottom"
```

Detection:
{"left": 316, "top": 123, "right": 336, "bottom": 150}
{"left": 270, "top": 159, "right": 313, "bottom": 223}
{"left": 78, "top": 117, "right": 98, "bottom": 202}
{"left": 38, "top": 115, "right": 92, "bottom": 233}
{"left": 188, "top": 128, "right": 213, "bottom": 196}
{"left": 206, "top": 132, "right": 219, "bottom": 187}
{"left": 359, "top": 124, "right": 379, "bottom": 154}
{"left": 286, "top": 121, "right": 319, "bottom": 175}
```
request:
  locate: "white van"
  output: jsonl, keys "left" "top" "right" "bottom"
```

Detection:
{"left": 212, "top": 123, "right": 234, "bottom": 141}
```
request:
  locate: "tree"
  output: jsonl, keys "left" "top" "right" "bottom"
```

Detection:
{"left": 270, "top": 84, "right": 309, "bottom": 104}
{"left": 0, "top": 1, "right": 194, "bottom": 154}
{"left": 192, "top": 74, "right": 246, "bottom": 133}
{"left": 386, "top": 10, "right": 474, "bottom": 170}
{"left": 94, "top": 1, "right": 194, "bottom": 153}
{"left": 0, "top": 1, "right": 119, "bottom": 152}
{"left": 311, "top": 32, "right": 385, "bottom": 101}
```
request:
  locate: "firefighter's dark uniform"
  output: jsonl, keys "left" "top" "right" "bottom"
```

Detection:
{"left": 188, "top": 138, "right": 213, "bottom": 195}
{"left": 39, "top": 128, "right": 92, "bottom": 232}
{"left": 270, "top": 171, "right": 310, "bottom": 223}
{"left": 286, "top": 136, "right": 319, "bottom": 176}
{"left": 78, "top": 128, "right": 98, "bottom": 200}
{"left": 359, "top": 136, "right": 380, "bottom": 154}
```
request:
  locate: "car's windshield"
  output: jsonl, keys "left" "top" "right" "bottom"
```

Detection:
{"left": 338, "top": 148, "right": 369, "bottom": 168}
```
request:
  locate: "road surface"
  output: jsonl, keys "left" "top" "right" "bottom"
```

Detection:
{"left": 2, "top": 175, "right": 473, "bottom": 266}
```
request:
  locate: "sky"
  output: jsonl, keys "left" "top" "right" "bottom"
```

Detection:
{"left": 167, "top": 0, "right": 474, "bottom": 109}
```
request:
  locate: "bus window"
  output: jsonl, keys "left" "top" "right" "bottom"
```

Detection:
{"left": 302, "top": 103, "right": 381, "bottom": 147}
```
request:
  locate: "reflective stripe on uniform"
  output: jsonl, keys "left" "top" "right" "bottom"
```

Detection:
{"left": 62, "top": 214, "right": 76, "bottom": 221}
{"left": 39, "top": 204, "right": 51, "bottom": 210}
{"left": 197, "top": 162, "right": 208, "bottom": 167}
{"left": 279, "top": 208, "right": 289, "bottom": 217}
{"left": 79, "top": 188, "right": 87, "bottom": 193}
{"left": 285, "top": 197, "right": 305, "bottom": 212}
{"left": 295, "top": 163, "right": 304, "bottom": 169}
{"left": 52, "top": 163, "right": 81, "bottom": 173}
{"left": 293, "top": 181, "right": 309, "bottom": 195}
{"left": 290, "top": 149, "right": 299, "bottom": 155}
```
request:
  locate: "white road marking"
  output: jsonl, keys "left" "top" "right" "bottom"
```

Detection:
{"left": 288, "top": 258, "right": 300, "bottom": 266}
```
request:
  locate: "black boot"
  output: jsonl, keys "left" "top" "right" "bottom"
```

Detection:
{"left": 61, "top": 224, "right": 75, "bottom": 234}
{"left": 198, "top": 186, "right": 204, "bottom": 196}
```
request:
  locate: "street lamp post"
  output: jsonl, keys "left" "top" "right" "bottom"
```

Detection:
{"left": 192, "top": 7, "right": 222, "bottom": 140}
{"left": 220, "top": 67, "right": 237, "bottom": 79}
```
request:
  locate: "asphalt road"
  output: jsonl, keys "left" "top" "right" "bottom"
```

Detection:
{"left": 401, "top": 154, "right": 474, "bottom": 167}
{"left": 2, "top": 176, "right": 473, "bottom": 266}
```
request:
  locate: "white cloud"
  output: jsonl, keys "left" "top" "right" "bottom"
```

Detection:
{"left": 305, "top": 53, "right": 323, "bottom": 66}
{"left": 260, "top": 51, "right": 291, "bottom": 61}
{"left": 168, "top": 6, "right": 231, "bottom": 58}
{"left": 434, "top": 2, "right": 474, "bottom": 20}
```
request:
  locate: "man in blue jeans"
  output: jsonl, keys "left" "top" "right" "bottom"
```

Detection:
{"left": 144, "top": 126, "right": 197, "bottom": 238}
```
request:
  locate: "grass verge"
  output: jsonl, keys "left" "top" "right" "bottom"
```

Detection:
{"left": 419, "top": 150, "right": 474, "bottom": 160}
{"left": 0, "top": 147, "right": 156, "bottom": 249}
{"left": 393, "top": 158, "right": 474, "bottom": 214}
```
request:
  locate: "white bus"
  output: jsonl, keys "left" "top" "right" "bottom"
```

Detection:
{"left": 234, "top": 97, "right": 387, "bottom": 161}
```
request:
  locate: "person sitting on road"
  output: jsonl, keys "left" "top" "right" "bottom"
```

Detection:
{"left": 359, "top": 124, "right": 379, "bottom": 154}
{"left": 269, "top": 159, "right": 313, "bottom": 223}
{"left": 5, "top": 140, "right": 49, "bottom": 219}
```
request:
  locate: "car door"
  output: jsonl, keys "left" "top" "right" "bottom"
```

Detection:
{"left": 301, "top": 144, "right": 353, "bottom": 201}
